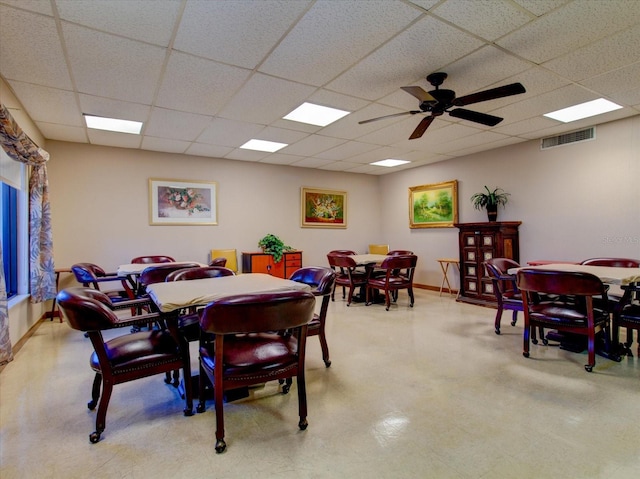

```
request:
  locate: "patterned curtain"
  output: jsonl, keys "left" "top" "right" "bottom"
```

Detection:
{"left": 0, "top": 242, "right": 10, "bottom": 364}
{"left": 0, "top": 104, "right": 56, "bottom": 364}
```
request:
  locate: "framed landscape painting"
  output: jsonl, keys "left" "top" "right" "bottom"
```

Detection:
{"left": 301, "top": 187, "right": 347, "bottom": 228}
{"left": 149, "top": 178, "right": 218, "bottom": 225}
{"left": 409, "top": 180, "right": 458, "bottom": 228}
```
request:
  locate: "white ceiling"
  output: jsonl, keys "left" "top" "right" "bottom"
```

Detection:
{"left": 1, "top": 0, "right": 639, "bottom": 175}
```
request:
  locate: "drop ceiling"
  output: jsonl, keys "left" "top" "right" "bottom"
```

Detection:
{"left": 1, "top": 0, "right": 639, "bottom": 175}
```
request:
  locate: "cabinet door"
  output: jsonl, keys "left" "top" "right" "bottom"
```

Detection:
{"left": 460, "top": 232, "right": 481, "bottom": 299}
{"left": 250, "top": 254, "right": 273, "bottom": 274}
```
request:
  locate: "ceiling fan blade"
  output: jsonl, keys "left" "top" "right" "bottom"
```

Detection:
{"left": 409, "top": 116, "right": 435, "bottom": 139}
{"left": 358, "top": 110, "right": 421, "bottom": 125}
{"left": 453, "top": 83, "right": 526, "bottom": 107}
{"left": 449, "top": 108, "right": 503, "bottom": 126}
{"left": 400, "top": 86, "right": 436, "bottom": 103}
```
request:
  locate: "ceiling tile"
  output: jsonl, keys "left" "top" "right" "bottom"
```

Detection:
{"left": 174, "top": 0, "right": 312, "bottom": 69}
{"left": 87, "top": 129, "right": 142, "bottom": 148}
{"left": 185, "top": 143, "right": 233, "bottom": 158}
{"left": 7, "top": 82, "right": 81, "bottom": 126}
{"left": 141, "top": 136, "right": 190, "bottom": 154}
{"left": 145, "top": 107, "right": 212, "bottom": 141}
{"left": 36, "top": 123, "right": 87, "bottom": 143}
{"left": 196, "top": 118, "right": 264, "bottom": 148}
{"left": 78, "top": 94, "right": 151, "bottom": 123}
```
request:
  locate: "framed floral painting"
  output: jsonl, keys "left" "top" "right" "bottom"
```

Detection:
{"left": 301, "top": 187, "right": 347, "bottom": 228}
{"left": 409, "top": 180, "right": 458, "bottom": 228}
{"left": 149, "top": 178, "right": 217, "bottom": 225}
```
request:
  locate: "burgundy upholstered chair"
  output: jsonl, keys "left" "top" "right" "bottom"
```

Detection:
{"left": 327, "top": 250, "right": 357, "bottom": 299}
{"left": 208, "top": 257, "right": 228, "bottom": 267}
{"left": 388, "top": 250, "right": 414, "bottom": 255}
{"left": 366, "top": 255, "right": 417, "bottom": 311}
{"left": 197, "top": 290, "right": 316, "bottom": 453}
{"left": 71, "top": 263, "right": 134, "bottom": 304}
{"left": 613, "top": 282, "right": 640, "bottom": 357}
{"left": 328, "top": 254, "right": 369, "bottom": 306}
{"left": 57, "top": 287, "right": 193, "bottom": 443}
{"left": 580, "top": 258, "right": 640, "bottom": 267}
{"left": 484, "top": 258, "right": 523, "bottom": 335}
{"left": 516, "top": 268, "right": 618, "bottom": 372}
{"left": 131, "top": 255, "right": 176, "bottom": 264}
{"left": 289, "top": 266, "right": 336, "bottom": 367}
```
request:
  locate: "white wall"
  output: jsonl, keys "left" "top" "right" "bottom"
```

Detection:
{"left": 379, "top": 116, "right": 640, "bottom": 287}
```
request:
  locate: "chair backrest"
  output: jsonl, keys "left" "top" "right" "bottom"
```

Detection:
{"left": 380, "top": 254, "right": 417, "bottom": 279}
{"left": 388, "top": 250, "right": 413, "bottom": 256}
{"left": 57, "top": 287, "right": 119, "bottom": 331}
{"left": 166, "top": 266, "right": 235, "bottom": 282}
{"left": 131, "top": 255, "right": 175, "bottom": 264}
{"left": 328, "top": 249, "right": 357, "bottom": 256}
{"left": 71, "top": 263, "right": 106, "bottom": 284}
{"left": 369, "top": 244, "right": 389, "bottom": 255}
{"left": 484, "top": 258, "right": 520, "bottom": 295}
{"left": 209, "top": 257, "right": 228, "bottom": 267}
{"left": 200, "top": 291, "right": 316, "bottom": 335}
{"left": 288, "top": 267, "right": 336, "bottom": 297}
{"left": 329, "top": 254, "right": 358, "bottom": 270}
{"left": 211, "top": 249, "right": 238, "bottom": 272}
{"left": 580, "top": 257, "right": 640, "bottom": 267}
{"left": 139, "top": 262, "right": 201, "bottom": 286}
{"left": 516, "top": 268, "right": 606, "bottom": 297}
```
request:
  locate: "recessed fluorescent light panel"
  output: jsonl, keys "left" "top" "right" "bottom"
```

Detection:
{"left": 283, "top": 102, "right": 350, "bottom": 127}
{"left": 83, "top": 114, "right": 143, "bottom": 134}
{"left": 240, "top": 139, "right": 288, "bottom": 153}
{"left": 543, "top": 99, "right": 622, "bottom": 123}
{"left": 370, "top": 159, "right": 411, "bottom": 168}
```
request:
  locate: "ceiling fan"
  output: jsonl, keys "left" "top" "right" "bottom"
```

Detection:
{"left": 359, "top": 72, "right": 526, "bottom": 139}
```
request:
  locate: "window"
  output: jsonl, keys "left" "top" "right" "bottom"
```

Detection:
{"left": 1, "top": 182, "right": 18, "bottom": 297}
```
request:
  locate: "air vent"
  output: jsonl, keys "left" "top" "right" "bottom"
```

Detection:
{"left": 541, "top": 127, "right": 595, "bottom": 149}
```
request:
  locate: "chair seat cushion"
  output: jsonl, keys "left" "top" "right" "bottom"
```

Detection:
{"left": 528, "top": 304, "right": 609, "bottom": 327}
{"left": 200, "top": 333, "right": 298, "bottom": 376}
{"left": 368, "top": 277, "right": 410, "bottom": 289}
{"left": 91, "top": 330, "right": 180, "bottom": 372}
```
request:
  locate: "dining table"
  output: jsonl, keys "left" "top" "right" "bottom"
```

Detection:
{"left": 145, "top": 272, "right": 311, "bottom": 313}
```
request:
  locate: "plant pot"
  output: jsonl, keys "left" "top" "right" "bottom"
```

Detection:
{"left": 486, "top": 204, "right": 498, "bottom": 222}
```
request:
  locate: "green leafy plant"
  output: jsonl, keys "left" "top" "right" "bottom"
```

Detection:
{"left": 470, "top": 186, "right": 510, "bottom": 211}
{"left": 257, "top": 233, "right": 293, "bottom": 263}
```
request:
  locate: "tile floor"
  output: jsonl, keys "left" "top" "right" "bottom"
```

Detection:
{"left": 1, "top": 289, "right": 639, "bottom": 479}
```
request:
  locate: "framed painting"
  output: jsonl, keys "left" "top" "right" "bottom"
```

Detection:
{"left": 301, "top": 187, "right": 347, "bottom": 228}
{"left": 409, "top": 180, "right": 458, "bottom": 228}
{"left": 149, "top": 178, "right": 217, "bottom": 225}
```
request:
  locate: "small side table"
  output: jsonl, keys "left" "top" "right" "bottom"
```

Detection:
{"left": 47, "top": 268, "right": 71, "bottom": 322}
{"left": 436, "top": 258, "right": 460, "bottom": 297}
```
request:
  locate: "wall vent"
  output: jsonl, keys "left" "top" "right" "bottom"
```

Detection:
{"left": 541, "top": 127, "right": 595, "bottom": 150}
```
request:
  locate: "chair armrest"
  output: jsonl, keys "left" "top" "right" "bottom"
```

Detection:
{"left": 110, "top": 296, "right": 155, "bottom": 311}
{"left": 111, "top": 311, "right": 165, "bottom": 329}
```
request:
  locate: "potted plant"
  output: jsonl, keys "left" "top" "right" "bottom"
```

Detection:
{"left": 257, "top": 233, "right": 293, "bottom": 263}
{"left": 470, "top": 186, "right": 510, "bottom": 222}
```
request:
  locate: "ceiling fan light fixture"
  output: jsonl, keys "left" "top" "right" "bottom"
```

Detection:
{"left": 543, "top": 98, "right": 622, "bottom": 123}
{"left": 283, "top": 102, "right": 350, "bottom": 127}
{"left": 370, "top": 159, "right": 411, "bottom": 168}
{"left": 83, "top": 114, "right": 142, "bottom": 134}
{"left": 240, "top": 139, "right": 288, "bottom": 152}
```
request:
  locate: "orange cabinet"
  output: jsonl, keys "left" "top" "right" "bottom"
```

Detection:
{"left": 241, "top": 251, "right": 302, "bottom": 279}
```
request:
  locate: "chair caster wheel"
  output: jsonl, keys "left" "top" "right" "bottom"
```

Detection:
{"left": 299, "top": 418, "right": 308, "bottom": 430}
{"left": 584, "top": 365, "right": 593, "bottom": 372}
{"left": 89, "top": 431, "right": 101, "bottom": 443}
{"left": 324, "top": 359, "right": 331, "bottom": 368}
{"left": 510, "top": 321, "right": 517, "bottom": 326}
{"left": 87, "top": 400, "right": 97, "bottom": 410}
{"left": 495, "top": 329, "right": 500, "bottom": 335}
{"left": 183, "top": 407, "right": 194, "bottom": 417}
{"left": 215, "top": 439, "right": 226, "bottom": 453}
{"left": 542, "top": 339, "right": 549, "bottom": 345}
{"left": 196, "top": 403, "right": 206, "bottom": 414}
{"left": 282, "top": 384, "right": 290, "bottom": 394}
{"left": 164, "top": 377, "right": 172, "bottom": 385}
{"left": 532, "top": 338, "right": 538, "bottom": 344}
{"left": 523, "top": 352, "right": 530, "bottom": 358}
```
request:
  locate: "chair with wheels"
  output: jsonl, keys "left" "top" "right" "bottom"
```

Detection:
{"left": 197, "top": 290, "right": 316, "bottom": 453}
{"left": 366, "top": 254, "right": 417, "bottom": 311}
{"left": 131, "top": 255, "right": 176, "bottom": 264}
{"left": 484, "top": 258, "right": 523, "bottom": 335}
{"left": 210, "top": 249, "right": 238, "bottom": 273}
{"left": 57, "top": 287, "right": 193, "bottom": 443}
{"left": 327, "top": 250, "right": 357, "bottom": 299}
{"left": 613, "top": 282, "right": 640, "bottom": 357}
{"left": 289, "top": 266, "right": 336, "bottom": 367}
{"left": 516, "top": 268, "right": 619, "bottom": 372}
{"left": 328, "top": 254, "right": 369, "bottom": 306}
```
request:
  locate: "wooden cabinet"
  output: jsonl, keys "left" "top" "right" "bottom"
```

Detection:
{"left": 241, "top": 251, "right": 302, "bottom": 279}
{"left": 454, "top": 222, "right": 521, "bottom": 306}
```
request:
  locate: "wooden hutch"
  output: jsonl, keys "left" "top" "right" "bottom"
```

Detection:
{"left": 454, "top": 221, "right": 521, "bottom": 306}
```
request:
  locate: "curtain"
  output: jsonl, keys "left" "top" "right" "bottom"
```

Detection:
{"left": 0, "top": 241, "right": 10, "bottom": 364}
{"left": 0, "top": 104, "right": 56, "bottom": 364}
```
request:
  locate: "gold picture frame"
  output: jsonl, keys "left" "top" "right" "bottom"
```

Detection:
{"left": 149, "top": 178, "right": 218, "bottom": 225}
{"left": 409, "top": 180, "right": 458, "bottom": 228}
{"left": 301, "top": 187, "right": 347, "bottom": 228}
